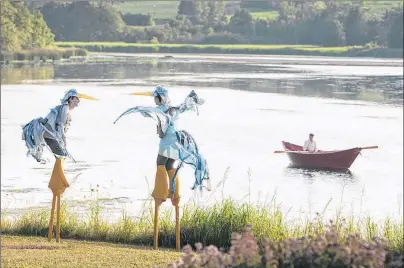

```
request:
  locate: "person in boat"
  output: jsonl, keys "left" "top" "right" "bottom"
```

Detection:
{"left": 22, "top": 89, "right": 98, "bottom": 163}
{"left": 303, "top": 133, "right": 317, "bottom": 152}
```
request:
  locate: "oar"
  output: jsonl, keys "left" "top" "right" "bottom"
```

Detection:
{"left": 359, "top": 146, "right": 378, "bottom": 150}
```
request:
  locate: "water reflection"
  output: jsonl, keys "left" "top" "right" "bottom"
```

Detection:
{"left": 1, "top": 65, "right": 54, "bottom": 84}
{"left": 284, "top": 167, "right": 358, "bottom": 184}
{"left": 1, "top": 60, "right": 402, "bottom": 105}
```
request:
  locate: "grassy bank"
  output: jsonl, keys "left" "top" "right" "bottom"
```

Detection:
{"left": 1, "top": 197, "right": 403, "bottom": 252}
{"left": 1, "top": 236, "right": 178, "bottom": 268}
{"left": 1, "top": 47, "right": 88, "bottom": 64}
{"left": 56, "top": 42, "right": 403, "bottom": 58}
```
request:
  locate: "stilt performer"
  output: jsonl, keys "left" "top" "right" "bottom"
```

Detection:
{"left": 22, "top": 89, "right": 98, "bottom": 242}
{"left": 114, "top": 86, "right": 211, "bottom": 250}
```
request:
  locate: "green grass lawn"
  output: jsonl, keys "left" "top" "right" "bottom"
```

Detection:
{"left": 1, "top": 235, "right": 179, "bottom": 268}
{"left": 115, "top": 1, "right": 179, "bottom": 19}
{"left": 251, "top": 10, "right": 279, "bottom": 20}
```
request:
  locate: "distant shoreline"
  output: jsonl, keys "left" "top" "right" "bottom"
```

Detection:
{"left": 56, "top": 42, "right": 404, "bottom": 59}
{"left": 87, "top": 52, "right": 403, "bottom": 67}
{"left": 0, "top": 48, "right": 87, "bottom": 64}
{"left": 2, "top": 46, "right": 403, "bottom": 67}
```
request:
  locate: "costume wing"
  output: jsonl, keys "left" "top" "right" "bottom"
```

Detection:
{"left": 171, "top": 130, "right": 210, "bottom": 195}
{"left": 176, "top": 90, "right": 205, "bottom": 115}
{"left": 113, "top": 106, "right": 172, "bottom": 134}
{"left": 22, "top": 118, "right": 75, "bottom": 163}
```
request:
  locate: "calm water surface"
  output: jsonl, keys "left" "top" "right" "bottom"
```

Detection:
{"left": 1, "top": 54, "right": 403, "bottom": 222}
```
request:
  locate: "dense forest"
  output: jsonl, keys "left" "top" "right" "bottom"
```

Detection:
{"left": 1, "top": 0, "right": 403, "bottom": 52}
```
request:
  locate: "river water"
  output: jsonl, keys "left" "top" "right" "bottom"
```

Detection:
{"left": 1, "top": 54, "right": 403, "bottom": 222}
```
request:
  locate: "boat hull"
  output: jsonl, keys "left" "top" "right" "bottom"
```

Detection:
{"left": 282, "top": 141, "right": 361, "bottom": 170}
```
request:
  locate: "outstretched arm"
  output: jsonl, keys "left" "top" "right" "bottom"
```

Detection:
{"left": 114, "top": 106, "right": 172, "bottom": 135}
{"left": 176, "top": 90, "right": 205, "bottom": 114}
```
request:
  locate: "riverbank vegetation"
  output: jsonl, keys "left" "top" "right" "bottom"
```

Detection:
{"left": 2, "top": 196, "right": 402, "bottom": 252}
{"left": 1, "top": 196, "right": 403, "bottom": 267}
{"left": 56, "top": 42, "right": 403, "bottom": 58}
{"left": 0, "top": 48, "right": 87, "bottom": 64}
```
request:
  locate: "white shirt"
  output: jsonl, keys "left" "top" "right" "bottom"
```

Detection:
{"left": 303, "top": 140, "right": 317, "bottom": 152}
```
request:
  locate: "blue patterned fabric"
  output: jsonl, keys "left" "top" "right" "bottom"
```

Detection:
{"left": 22, "top": 90, "right": 79, "bottom": 162}
{"left": 173, "top": 130, "right": 210, "bottom": 195}
{"left": 114, "top": 90, "right": 210, "bottom": 195}
{"left": 60, "top": 89, "right": 79, "bottom": 104}
{"left": 22, "top": 117, "right": 74, "bottom": 162}
{"left": 152, "top": 86, "right": 169, "bottom": 97}
{"left": 114, "top": 106, "right": 172, "bottom": 133}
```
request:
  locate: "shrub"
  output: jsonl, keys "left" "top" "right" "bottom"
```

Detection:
{"left": 160, "top": 223, "right": 403, "bottom": 268}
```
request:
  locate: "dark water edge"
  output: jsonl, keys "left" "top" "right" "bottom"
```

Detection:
{"left": 1, "top": 55, "right": 403, "bottom": 106}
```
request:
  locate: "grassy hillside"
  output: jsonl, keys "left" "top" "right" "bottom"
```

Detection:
{"left": 114, "top": 0, "right": 401, "bottom": 21}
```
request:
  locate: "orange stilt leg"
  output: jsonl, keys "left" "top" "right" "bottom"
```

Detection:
{"left": 56, "top": 194, "right": 61, "bottom": 242}
{"left": 167, "top": 169, "right": 181, "bottom": 251}
{"left": 48, "top": 194, "right": 56, "bottom": 241}
{"left": 151, "top": 165, "right": 169, "bottom": 250}
{"left": 48, "top": 158, "right": 69, "bottom": 242}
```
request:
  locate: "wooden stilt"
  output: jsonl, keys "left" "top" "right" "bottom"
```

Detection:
{"left": 175, "top": 205, "right": 180, "bottom": 251}
{"left": 153, "top": 199, "right": 162, "bottom": 250}
{"left": 48, "top": 158, "right": 69, "bottom": 242}
{"left": 48, "top": 194, "right": 56, "bottom": 241}
{"left": 56, "top": 194, "right": 61, "bottom": 242}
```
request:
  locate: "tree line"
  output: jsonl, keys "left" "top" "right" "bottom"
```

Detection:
{"left": 1, "top": 0, "right": 403, "bottom": 52}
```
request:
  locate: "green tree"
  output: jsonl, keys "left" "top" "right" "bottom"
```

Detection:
{"left": 31, "top": 10, "right": 55, "bottom": 48}
{"left": 228, "top": 9, "right": 254, "bottom": 37}
{"left": 1, "top": 1, "right": 19, "bottom": 51}
{"left": 40, "top": 1, "right": 125, "bottom": 42}
{"left": 177, "top": 0, "right": 201, "bottom": 24}
{"left": 384, "top": 6, "right": 403, "bottom": 49}
{"left": 0, "top": 0, "right": 54, "bottom": 52}
{"left": 344, "top": 6, "right": 367, "bottom": 45}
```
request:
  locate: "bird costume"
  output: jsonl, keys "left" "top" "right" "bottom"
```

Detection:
{"left": 114, "top": 86, "right": 210, "bottom": 249}
{"left": 21, "top": 88, "right": 97, "bottom": 242}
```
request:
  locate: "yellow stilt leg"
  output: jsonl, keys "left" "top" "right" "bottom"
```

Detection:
{"left": 47, "top": 195, "right": 56, "bottom": 241}
{"left": 151, "top": 165, "right": 169, "bottom": 250}
{"left": 153, "top": 199, "right": 162, "bottom": 250}
{"left": 48, "top": 158, "right": 69, "bottom": 242}
{"left": 167, "top": 169, "right": 181, "bottom": 251}
{"left": 56, "top": 194, "right": 61, "bottom": 242}
{"left": 175, "top": 205, "right": 180, "bottom": 251}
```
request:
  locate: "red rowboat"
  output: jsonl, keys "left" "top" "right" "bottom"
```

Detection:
{"left": 278, "top": 141, "right": 375, "bottom": 171}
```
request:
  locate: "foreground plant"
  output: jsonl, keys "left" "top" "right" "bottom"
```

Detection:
{"left": 161, "top": 223, "right": 403, "bottom": 268}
